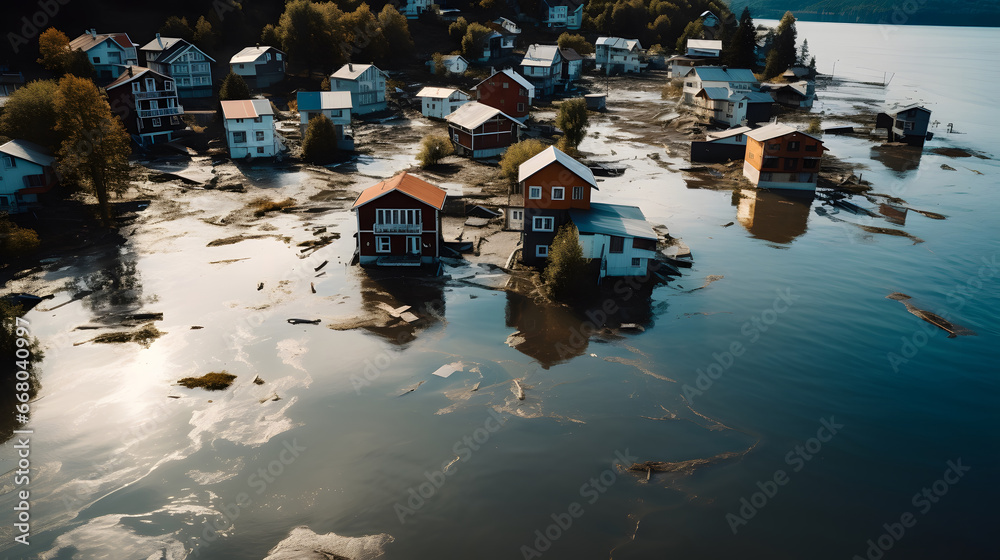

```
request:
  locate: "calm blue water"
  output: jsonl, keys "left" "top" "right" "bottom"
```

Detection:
{"left": 2, "top": 21, "right": 998, "bottom": 560}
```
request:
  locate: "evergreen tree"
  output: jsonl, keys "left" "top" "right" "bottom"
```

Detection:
{"left": 764, "top": 11, "right": 797, "bottom": 79}
{"left": 219, "top": 72, "right": 251, "bottom": 100}
{"left": 543, "top": 224, "right": 592, "bottom": 302}
{"left": 798, "top": 39, "right": 810, "bottom": 66}
{"left": 555, "top": 98, "right": 589, "bottom": 153}
{"left": 723, "top": 7, "right": 758, "bottom": 70}
{"left": 160, "top": 16, "right": 194, "bottom": 41}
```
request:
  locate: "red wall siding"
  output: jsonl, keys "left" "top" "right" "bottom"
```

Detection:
{"left": 356, "top": 190, "right": 439, "bottom": 257}
{"left": 477, "top": 73, "right": 530, "bottom": 118}
{"left": 522, "top": 162, "right": 593, "bottom": 210}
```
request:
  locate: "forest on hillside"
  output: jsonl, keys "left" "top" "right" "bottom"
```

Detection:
{"left": 725, "top": 0, "right": 1000, "bottom": 26}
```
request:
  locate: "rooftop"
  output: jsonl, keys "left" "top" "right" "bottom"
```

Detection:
{"left": 221, "top": 99, "right": 273, "bottom": 120}
{"left": 518, "top": 146, "right": 597, "bottom": 188}
{"left": 416, "top": 87, "right": 464, "bottom": 99}
{"left": 0, "top": 139, "right": 55, "bottom": 167}
{"left": 707, "top": 126, "right": 752, "bottom": 140}
{"left": 474, "top": 69, "right": 535, "bottom": 98}
{"left": 331, "top": 63, "right": 381, "bottom": 80}
{"left": 687, "top": 39, "right": 722, "bottom": 51}
{"left": 746, "top": 122, "right": 822, "bottom": 142}
{"left": 69, "top": 32, "right": 135, "bottom": 53}
{"left": 296, "top": 91, "right": 352, "bottom": 111}
{"left": 445, "top": 102, "right": 522, "bottom": 130}
{"left": 231, "top": 46, "right": 283, "bottom": 64}
{"left": 596, "top": 37, "right": 642, "bottom": 51}
{"left": 690, "top": 66, "right": 758, "bottom": 83}
{"left": 352, "top": 173, "right": 447, "bottom": 210}
{"left": 570, "top": 203, "right": 657, "bottom": 240}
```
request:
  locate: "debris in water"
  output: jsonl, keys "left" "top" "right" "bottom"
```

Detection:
{"left": 310, "top": 282, "right": 316, "bottom": 294}
{"left": 252, "top": 375, "right": 265, "bottom": 385}
{"left": 941, "top": 164, "right": 956, "bottom": 171}
{"left": 314, "top": 260, "right": 329, "bottom": 271}
{"left": 177, "top": 372, "right": 237, "bottom": 391}
{"left": 470, "top": 382, "right": 481, "bottom": 392}
{"left": 287, "top": 318, "right": 321, "bottom": 325}
{"left": 79, "top": 323, "right": 164, "bottom": 348}
{"left": 399, "top": 380, "right": 426, "bottom": 396}
{"left": 259, "top": 392, "right": 281, "bottom": 403}
{"left": 258, "top": 282, "right": 264, "bottom": 291}
{"left": 513, "top": 379, "right": 526, "bottom": 400}
{"left": 722, "top": 221, "right": 734, "bottom": 227}
{"left": 682, "top": 275, "right": 724, "bottom": 293}
{"left": 620, "top": 323, "right": 645, "bottom": 332}
{"left": 886, "top": 293, "right": 977, "bottom": 337}
{"left": 191, "top": 325, "right": 204, "bottom": 330}
{"left": 432, "top": 362, "right": 463, "bottom": 378}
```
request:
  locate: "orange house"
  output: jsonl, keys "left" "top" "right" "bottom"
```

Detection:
{"left": 743, "top": 123, "right": 825, "bottom": 190}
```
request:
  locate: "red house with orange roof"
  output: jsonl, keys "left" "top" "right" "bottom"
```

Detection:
{"left": 352, "top": 173, "right": 447, "bottom": 267}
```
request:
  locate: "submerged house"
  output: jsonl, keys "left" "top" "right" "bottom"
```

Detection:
{"left": 296, "top": 91, "right": 353, "bottom": 149}
{"left": 220, "top": 99, "right": 282, "bottom": 159}
{"left": 571, "top": 203, "right": 659, "bottom": 279}
{"left": 743, "top": 123, "right": 825, "bottom": 191}
{"left": 690, "top": 126, "right": 751, "bottom": 162}
{"left": 352, "top": 173, "right": 447, "bottom": 267}
{"left": 329, "top": 63, "right": 387, "bottom": 115}
{"left": 69, "top": 30, "right": 139, "bottom": 81}
{"left": 875, "top": 104, "right": 933, "bottom": 147}
{"left": 694, "top": 88, "right": 773, "bottom": 127}
{"left": 416, "top": 87, "right": 469, "bottom": 119}
{"left": 0, "top": 140, "right": 58, "bottom": 214}
{"left": 229, "top": 46, "right": 285, "bottom": 89}
{"left": 595, "top": 37, "right": 643, "bottom": 75}
{"left": 473, "top": 69, "right": 534, "bottom": 121}
{"left": 760, "top": 80, "right": 815, "bottom": 108}
{"left": 140, "top": 35, "right": 215, "bottom": 98}
{"left": 446, "top": 102, "right": 524, "bottom": 159}
{"left": 106, "top": 66, "right": 185, "bottom": 146}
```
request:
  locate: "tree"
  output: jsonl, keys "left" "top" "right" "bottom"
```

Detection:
{"left": 797, "top": 38, "right": 810, "bottom": 66}
{"left": 647, "top": 15, "right": 672, "bottom": 49}
{"left": 160, "top": 16, "right": 194, "bottom": 41}
{"left": 260, "top": 24, "right": 281, "bottom": 48}
{"left": 301, "top": 114, "right": 338, "bottom": 164}
{"left": 37, "top": 28, "right": 95, "bottom": 78}
{"left": 378, "top": 4, "right": 414, "bottom": 60}
{"left": 675, "top": 19, "right": 704, "bottom": 53}
{"left": 543, "top": 224, "right": 592, "bottom": 302}
{"left": 763, "top": 11, "right": 797, "bottom": 79}
{"left": 499, "top": 139, "right": 547, "bottom": 184}
{"left": 610, "top": 0, "right": 648, "bottom": 38}
{"left": 219, "top": 72, "right": 251, "bottom": 101}
{"left": 431, "top": 52, "right": 446, "bottom": 75}
{"left": 320, "top": 76, "right": 331, "bottom": 90}
{"left": 341, "top": 3, "right": 387, "bottom": 64}
{"left": 0, "top": 80, "right": 61, "bottom": 152}
{"left": 557, "top": 33, "right": 594, "bottom": 56}
{"left": 723, "top": 7, "right": 757, "bottom": 70}
{"left": 0, "top": 218, "right": 40, "bottom": 258}
{"left": 54, "top": 75, "right": 133, "bottom": 226}
{"left": 461, "top": 23, "right": 492, "bottom": 59}
{"left": 448, "top": 17, "right": 468, "bottom": 44}
{"left": 555, "top": 98, "right": 589, "bottom": 153}
{"left": 276, "top": 0, "right": 345, "bottom": 72}
{"left": 417, "top": 134, "right": 454, "bottom": 167}
{"left": 193, "top": 16, "right": 216, "bottom": 51}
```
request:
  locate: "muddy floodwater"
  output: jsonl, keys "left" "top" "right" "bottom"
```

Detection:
{"left": 2, "top": 22, "right": 999, "bottom": 560}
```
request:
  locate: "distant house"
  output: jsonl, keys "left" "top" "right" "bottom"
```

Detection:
{"left": 0, "top": 140, "right": 57, "bottom": 214}
{"left": 486, "top": 27, "right": 517, "bottom": 59}
{"left": 686, "top": 39, "right": 722, "bottom": 58}
{"left": 473, "top": 69, "right": 534, "bottom": 121}
{"left": 875, "top": 104, "right": 932, "bottom": 147}
{"left": 690, "top": 126, "right": 751, "bottom": 163}
{"left": 446, "top": 102, "right": 524, "bottom": 159}
{"left": 221, "top": 99, "right": 282, "bottom": 159}
{"left": 106, "top": 66, "right": 185, "bottom": 146}
{"left": 403, "top": 0, "right": 432, "bottom": 18}
{"left": 694, "top": 88, "right": 773, "bottom": 127}
{"left": 140, "top": 35, "right": 215, "bottom": 98}
{"left": 352, "top": 172, "right": 447, "bottom": 267}
{"left": 494, "top": 17, "right": 521, "bottom": 34}
{"left": 329, "top": 63, "right": 387, "bottom": 115}
{"left": 700, "top": 10, "right": 721, "bottom": 38}
{"left": 520, "top": 44, "right": 565, "bottom": 97}
{"left": 296, "top": 91, "right": 353, "bottom": 149}
{"left": 743, "top": 123, "right": 825, "bottom": 190}
{"left": 0, "top": 71, "right": 24, "bottom": 106}
{"left": 416, "top": 87, "right": 469, "bottom": 120}
{"left": 427, "top": 54, "right": 468, "bottom": 75}
{"left": 681, "top": 66, "right": 758, "bottom": 105}
{"left": 560, "top": 48, "right": 583, "bottom": 82}
{"left": 541, "top": 0, "right": 584, "bottom": 30}
{"left": 595, "top": 37, "right": 643, "bottom": 75}
{"left": 760, "top": 80, "right": 815, "bottom": 109}
{"left": 571, "top": 203, "right": 658, "bottom": 278}
{"left": 69, "top": 30, "right": 138, "bottom": 81}
{"left": 230, "top": 46, "right": 285, "bottom": 89}
{"left": 518, "top": 146, "right": 597, "bottom": 265}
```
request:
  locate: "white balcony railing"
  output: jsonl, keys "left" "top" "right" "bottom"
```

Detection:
{"left": 374, "top": 223, "right": 421, "bottom": 234}
{"left": 138, "top": 106, "right": 183, "bottom": 119}
{"left": 134, "top": 90, "right": 176, "bottom": 100}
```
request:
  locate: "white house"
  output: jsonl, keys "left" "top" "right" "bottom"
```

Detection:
{"left": 685, "top": 39, "right": 722, "bottom": 58}
{"left": 520, "top": 44, "right": 564, "bottom": 97}
{"left": 694, "top": 88, "right": 773, "bottom": 127}
{"left": 296, "top": 91, "right": 353, "bottom": 149}
{"left": 329, "top": 63, "right": 387, "bottom": 115}
{"left": 220, "top": 99, "right": 282, "bottom": 159}
{"left": 494, "top": 17, "right": 521, "bottom": 34}
{"left": 403, "top": 0, "right": 432, "bottom": 18}
{"left": 426, "top": 54, "right": 468, "bottom": 75}
{"left": 595, "top": 37, "right": 643, "bottom": 75}
{"left": 541, "top": 0, "right": 584, "bottom": 30}
{"left": 706, "top": 126, "right": 751, "bottom": 145}
{"left": 230, "top": 46, "right": 285, "bottom": 88}
{"left": 69, "top": 30, "right": 138, "bottom": 81}
{"left": 569, "top": 203, "right": 659, "bottom": 278}
{"left": 416, "top": 87, "right": 470, "bottom": 120}
{"left": 0, "top": 140, "right": 57, "bottom": 214}
{"left": 681, "top": 66, "right": 758, "bottom": 105}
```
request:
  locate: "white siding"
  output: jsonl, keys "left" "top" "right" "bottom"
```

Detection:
{"left": 224, "top": 115, "right": 281, "bottom": 158}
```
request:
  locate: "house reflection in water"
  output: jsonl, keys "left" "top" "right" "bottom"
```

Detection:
{"left": 357, "top": 272, "right": 446, "bottom": 345}
{"left": 871, "top": 144, "right": 923, "bottom": 175}
{"left": 734, "top": 189, "right": 814, "bottom": 245}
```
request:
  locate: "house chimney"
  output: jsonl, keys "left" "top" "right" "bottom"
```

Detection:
{"left": 128, "top": 67, "right": 133, "bottom": 77}
{"left": 722, "top": 65, "right": 728, "bottom": 72}
{"left": 348, "top": 63, "right": 353, "bottom": 72}
{"left": 156, "top": 33, "right": 162, "bottom": 48}
{"left": 90, "top": 29, "right": 97, "bottom": 38}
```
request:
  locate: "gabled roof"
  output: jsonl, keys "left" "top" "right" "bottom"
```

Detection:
{"left": 521, "top": 45, "right": 561, "bottom": 67}
{"left": 706, "top": 126, "right": 751, "bottom": 140}
{"left": 691, "top": 66, "right": 758, "bottom": 83}
{"left": 69, "top": 32, "right": 136, "bottom": 53}
{"left": 331, "top": 63, "right": 382, "bottom": 81}
{"left": 352, "top": 172, "right": 447, "bottom": 210}
{"left": 441, "top": 55, "right": 467, "bottom": 62}
{"left": 570, "top": 203, "right": 656, "bottom": 240}
{"left": 445, "top": 102, "right": 524, "bottom": 130}
{"left": 141, "top": 36, "right": 185, "bottom": 52}
{"left": 686, "top": 39, "right": 722, "bottom": 51}
{"left": 142, "top": 37, "right": 216, "bottom": 64}
{"left": 730, "top": 91, "right": 776, "bottom": 103}
{"left": 560, "top": 48, "right": 582, "bottom": 62}
{"left": 892, "top": 103, "right": 931, "bottom": 115}
{"left": 416, "top": 87, "right": 466, "bottom": 99}
{"left": 220, "top": 99, "right": 273, "bottom": 120}
{"left": 230, "top": 46, "right": 283, "bottom": 65}
{"left": 296, "top": 91, "right": 352, "bottom": 111}
{"left": 596, "top": 37, "right": 642, "bottom": 51}
{"left": 474, "top": 69, "right": 534, "bottom": 99}
{"left": 106, "top": 66, "right": 171, "bottom": 90}
{"left": 746, "top": 123, "right": 822, "bottom": 143}
{"left": 698, "top": 87, "right": 731, "bottom": 101}
{"left": 0, "top": 139, "right": 55, "bottom": 167}
{"left": 518, "top": 146, "right": 597, "bottom": 188}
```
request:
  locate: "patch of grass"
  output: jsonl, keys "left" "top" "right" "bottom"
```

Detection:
{"left": 92, "top": 323, "right": 164, "bottom": 347}
{"left": 248, "top": 197, "right": 295, "bottom": 217}
{"left": 177, "top": 371, "right": 237, "bottom": 391}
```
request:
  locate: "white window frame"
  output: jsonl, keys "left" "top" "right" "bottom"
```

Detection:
{"left": 376, "top": 236, "right": 391, "bottom": 253}
{"left": 152, "top": 118, "right": 161, "bottom": 127}
{"left": 536, "top": 245, "right": 549, "bottom": 257}
{"left": 551, "top": 187, "right": 564, "bottom": 200}
{"left": 255, "top": 130, "right": 265, "bottom": 142}
{"left": 532, "top": 216, "right": 554, "bottom": 232}
{"left": 406, "top": 236, "right": 421, "bottom": 254}
{"left": 132, "top": 82, "right": 141, "bottom": 92}
{"left": 528, "top": 186, "right": 541, "bottom": 199}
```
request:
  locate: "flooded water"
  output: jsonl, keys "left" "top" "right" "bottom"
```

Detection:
{"left": 3, "top": 22, "right": 999, "bottom": 560}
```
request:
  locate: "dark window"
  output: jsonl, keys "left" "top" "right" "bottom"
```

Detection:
{"left": 803, "top": 158, "right": 818, "bottom": 169}
{"left": 784, "top": 158, "right": 797, "bottom": 170}
{"left": 787, "top": 141, "right": 800, "bottom": 151}
{"left": 572, "top": 186, "right": 584, "bottom": 199}
{"left": 609, "top": 236, "right": 624, "bottom": 253}
{"left": 766, "top": 143, "right": 780, "bottom": 150}
{"left": 762, "top": 157, "right": 779, "bottom": 168}
{"left": 631, "top": 258, "right": 641, "bottom": 267}
{"left": 805, "top": 144, "right": 818, "bottom": 152}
